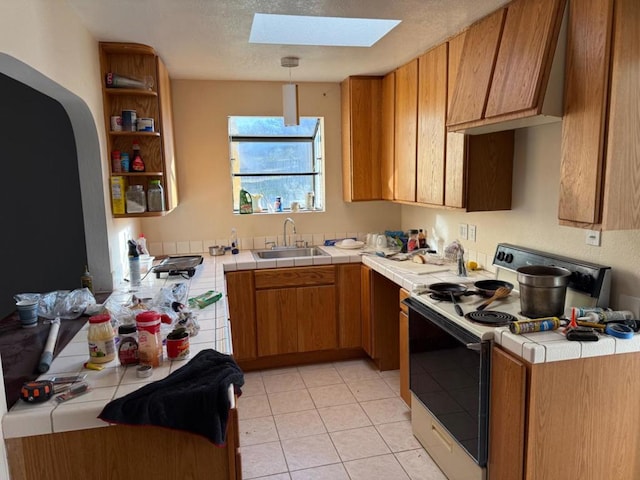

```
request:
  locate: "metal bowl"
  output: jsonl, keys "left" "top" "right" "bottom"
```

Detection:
{"left": 208, "top": 245, "right": 226, "bottom": 256}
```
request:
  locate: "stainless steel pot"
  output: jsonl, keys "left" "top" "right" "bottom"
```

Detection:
{"left": 208, "top": 245, "right": 226, "bottom": 256}
{"left": 517, "top": 265, "right": 571, "bottom": 317}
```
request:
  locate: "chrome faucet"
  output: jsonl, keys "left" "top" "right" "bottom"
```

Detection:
{"left": 283, "top": 217, "right": 296, "bottom": 247}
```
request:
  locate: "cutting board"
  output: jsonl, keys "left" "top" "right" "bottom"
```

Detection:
{"left": 382, "top": 258, "right": 452, "bottom": 275}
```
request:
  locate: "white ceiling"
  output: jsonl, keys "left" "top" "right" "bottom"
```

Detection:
{"left": 66, "top": 0, "right": 509, "bottom": 83}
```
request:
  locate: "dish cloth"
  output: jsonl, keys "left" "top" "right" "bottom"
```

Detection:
{"left": 98, "top": 349, "right": 244, "bottom": 445}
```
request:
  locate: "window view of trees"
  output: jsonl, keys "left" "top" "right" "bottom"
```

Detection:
{"left": 229, "top": 116, "right": 324, "bottom": 212}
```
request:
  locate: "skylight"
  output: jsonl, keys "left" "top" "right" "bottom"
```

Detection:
{"left": 249, "top": 13, "right": 401, "bottom": 47}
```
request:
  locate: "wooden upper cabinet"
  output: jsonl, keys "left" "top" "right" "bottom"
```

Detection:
{"left": 341, "top": 76, "right": 383, "bottom": 201}
{"left": 558, "top": 0, "right": 613, "bottom": 226}
{"left": 381, "top": 72, "right": 396, "bottom": 201}
{"left": 394, "top": 59, "right": 419, "bottom": 202}
{"left": 416, "top": 44, "right": 448, "bottom": 206}
{"left": 447, "top": 9, "right": 506, "bottom": 126}
{"left": 486, "top": 0, "right": 567, "bottom": 118}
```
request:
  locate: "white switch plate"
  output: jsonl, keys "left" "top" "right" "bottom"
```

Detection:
{"left": 459, "top": 223, "right": 468, "bottom": 240}
{"left": 585, "top": 229, "right": 601, "bottom": 246}
{"left": 468, "top": 225, "right": 477, "bottom": 242}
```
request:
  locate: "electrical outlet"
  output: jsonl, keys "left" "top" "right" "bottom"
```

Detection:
{"left": 459, "top": 223, "right": 468, "bottom": 240}
{"left": 585, "top": 229, "right": 601, "bottom": 246}
{"left": 468, "top": 225, "right": 477, "bottom": 242}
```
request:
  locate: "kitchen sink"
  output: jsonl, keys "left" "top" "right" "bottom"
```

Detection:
{"left": 252, "top": 247, "right": 329, "bottom": 260}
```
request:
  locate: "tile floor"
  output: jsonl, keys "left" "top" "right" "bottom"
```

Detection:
{"left": 237, "top": 358, "right": 447, "bottom": 480}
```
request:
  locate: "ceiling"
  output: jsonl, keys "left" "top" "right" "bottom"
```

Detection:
{"left": 66, "top": 0, "right": 509, "bottom": 83}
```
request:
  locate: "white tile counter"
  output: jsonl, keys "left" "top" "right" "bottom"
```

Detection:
{"left": 2, "top": 255, "right": 232, "bottom": 440}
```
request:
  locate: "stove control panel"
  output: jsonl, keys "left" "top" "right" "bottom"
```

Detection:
{"left": 493, "top": 243, "right": 611, "bottom": 300}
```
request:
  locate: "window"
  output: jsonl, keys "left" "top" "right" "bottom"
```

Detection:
{"left": 229, "top": 116, "right": 324, "bottom": 213}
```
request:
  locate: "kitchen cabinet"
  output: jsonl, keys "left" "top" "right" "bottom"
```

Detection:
{"left": 447, "top": 0, "right": 566, "bottom": 133}
{"left": 558, "top": 0, "right": 639, "bottom": 230}
{"left": 226, "top": 271, "right": 257, "bottom": 361}
{"left": 337, "top": 263, "right": 362, "bottom": 348}
{"left": 381, "top": 72, "right": 395, "bottom": 200}
{"left": 394, "top": 59, "right": 418, "bottom": 202}
{"left": 99, "top": 42, "right": 178, "bottom": 217}
{"left": 399, "top": 288, "right": 410, "bottom": 406}
{"left": 489, "top": 345, "right": 640, "bottom": 479}
{"left": 341, "top": 76, "right": 383, "bottom": 201}
{"left": 255, "top": 288, "right": 298, "bottom": 356}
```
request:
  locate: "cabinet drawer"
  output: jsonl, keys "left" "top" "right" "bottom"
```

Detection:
{"left": 254, "top": 266, "right": 335, "bottom": 289}
{"left": 399, "top": 288, "right": 410, "bottom": 313}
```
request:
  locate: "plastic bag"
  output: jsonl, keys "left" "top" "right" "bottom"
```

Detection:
{"left": 15, "top": 289, "right": 96, "bottom": 320}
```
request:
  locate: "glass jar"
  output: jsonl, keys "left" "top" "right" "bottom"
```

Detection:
{"left": 117, "top": 324, "right": 139, "bottom": 366}
{"left": 135, "top": 311, "right": 163, "bottom": 367}
{"left": 407, "top": 229, "right": 419, "bottom": 252}
{"left": 147, "top": 180, "right": 165, "bottom": 212}
{"left": 88, "top": 314, "right": 116, "bottom": 363}
{"left": 126, "top": 184, "right": 146, "bottom": 213}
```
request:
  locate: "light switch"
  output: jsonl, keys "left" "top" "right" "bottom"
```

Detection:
{"left": 468, "top": 225, "right": 477, "bottom": 242}
{"left": 585, "top": 230, "right": 601, "bottom": 246}
{"left": 459, "top": 223, "right": 468, "bottom": 240}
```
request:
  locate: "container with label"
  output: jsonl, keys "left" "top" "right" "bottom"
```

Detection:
{"left": 121, "top": 109, "right": 137, "bottom": 131}
{"left": 110, "top": 176, "right": 126, "bottom": 215}
{"left": 111, "top": 150, "right": 122, "bottom": 173}
{"left": 135, "top": 311, "right": 163, "bottom": 367}
{"left": 407, "top": 229, "right": 419, "bottom": 252}
{"left": 136, "top": 117, "right": 154, "bottom": 131}
{"left": 120, "top": 152, "right": 130, "bottom": 172}
{"left": 117, "top": 324, "right": 139, "bottom": 365}
{"left": 88, "top": 314, "right": 116, "bottom": 363}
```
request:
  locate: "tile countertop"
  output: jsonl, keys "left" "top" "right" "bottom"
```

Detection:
{"left": 2, "top": 255, "right": 233, "bottom": 440}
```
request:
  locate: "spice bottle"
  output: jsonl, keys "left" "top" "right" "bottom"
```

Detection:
{"left": 135, "top": 311, "right": 163, "bottom": 367}
{"left": 81, "top": 265, "right": 94, "bottom": 293}
{"left": 147, "top": 180, "right": 165, "bottom": 212}
{"left": 111, "top": 150, "right": 122, "bottom": 173}
{"left": 120, "top": 152, "right": 130, "bottom": 172}
{"left": 131, "top": 141, "right": 145, "bottom": 172}
{"left": 87, "top": 314, "right": 116, "bottom": 363}
{"left": 117, "top": 324, "right": 139, "bottom": 366}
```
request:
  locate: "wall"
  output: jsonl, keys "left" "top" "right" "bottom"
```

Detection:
{"left": 400, "top": 122, "right": 640, "bottom": 312}
{"left": 140, "top": 80, "right": 401, "bottom": 253}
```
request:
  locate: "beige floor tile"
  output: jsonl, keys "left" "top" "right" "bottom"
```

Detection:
{"left": 239, "top": 416, "right": 279, "bottom": 446}
{"left": 299, "top": 367, "right": 344, "bottom": 388}
{"left": 289, "top": 463, "right": 349, "bottom": 480}
{"left": 375, "top": 420, "right": 422, "bottom": 452}
{"left": 281, "top": 433, "right": 341, "bottom": 471}
{"left": 308, "top": 384, "right": 357, "bottom": 408}
{"left": 261, "top": 366, "right": 300, "bottom": 377}
{"left": 242, "top": 374, "right": 267, "bottom": 397}
{"left": 317, "top": 403, "right": 371, "bottom": 432}
{"left": 344, "top": 453, "right": 410, "bottom": 480}
{"left": 274, "top": 409, "right": 327, "bottom": 440}
{"left": 347, "top": 378, "right": 396, "bottom": 402}
{"left": 263, "top": 372, "right": 306, "bottom": 393}
{"left": 382, "top": 375, "right": 401, "bottom": 395}
{"left": 334, "top": 359, "right": 381, "bottom": 383}
{"left": 296, "top": 362, "right": 335, "bottom": 372}
{"left": 330, "top": 425, "right": 390, "bottom": 461}
{"left": 379, "top": 369, "right": 400, "bottom": 379}
{"left": 268, "top": 388, "right": 315, "bottom": 415}
{"left": 395, "top": 449, "right": 447, "bottom": 480}
{"left": 238, "top": 394, "right": 273, "bottom": 420}
{"left": 240, "top": 441, "right": 288, "bottom": 479}
{"left": 252, "top": 474, "right": 291, "bottom": 480}
{"left": 360, "top": 397, "right": 411, "bottom": 425}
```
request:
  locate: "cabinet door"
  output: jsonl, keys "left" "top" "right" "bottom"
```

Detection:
{"left": 447, "top": 9, "right": 506, "bottom": 126}
{"left": 255, "top": 289, "right": 298, "bottom": 356}
{"left": 225, "top": 271, "right": 257, "bottom": 361}
{"left": 558, "top": 0, "right": 613, "bottom": 225}
{"left": 394, "top": 59, "right": 418, "bottom": 202}
{"left": 381, "top": 72, "right": 396, "bottom": 200}
{"left": 361, "top": 265, "right": 373, "bottom": 357}
{"left": 336, "top": 264, "right": 361, "bottom": 349}
{"left": 485, "top": 0, "right": 567, "bottom": 119}
{"left": 341, "top": 77, "right": 382, "bottom": 201}
{"left": 489, "top": 347, "right": 526, "bottom": 480}
{"left": 157, "top": 58, "right": 178, "bottom": 210}
{"left": 297, "top": 285, "right": 337, "bottom": 352}
{"left": 416, "top": 44, "right": 447, "bottom": 206}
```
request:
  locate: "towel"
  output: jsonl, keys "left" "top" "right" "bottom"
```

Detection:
{"left": 98, "top": 349, "right": 244, "bottom": 445}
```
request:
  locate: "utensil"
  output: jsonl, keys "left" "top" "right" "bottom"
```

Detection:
{"left": 473, "top": 280, "right": 514, "bottom": 297}
{"left": 477, "top": 286, "right": 512, "bottom": 311}
{"left": 450, "top": 292, "right": 464, "bottom": 317}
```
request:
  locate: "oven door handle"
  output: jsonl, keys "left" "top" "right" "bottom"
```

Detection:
{"left": 466, "top": 342, "right": 482, "bottom": 351}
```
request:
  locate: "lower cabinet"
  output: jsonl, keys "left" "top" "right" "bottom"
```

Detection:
{"left": 489, "top": 345, "right": 640, "bottom": 480}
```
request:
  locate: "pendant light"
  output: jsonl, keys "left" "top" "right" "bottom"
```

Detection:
{"left": 281, "top": 56, "right": 299, "bottom": 126}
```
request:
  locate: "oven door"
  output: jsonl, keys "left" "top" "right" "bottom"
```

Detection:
{"left": 404, "top": 297, "right": 490, "bottom": 467}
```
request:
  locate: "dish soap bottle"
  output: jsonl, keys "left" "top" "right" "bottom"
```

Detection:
{"left": 131, "top": 141, "right": 145, "bottom": 172}
{"left": 81, "top": 265, "right": 94, "bottom": 293}
{"left": 239, "top": 189, "right": 253, "bottom": 214}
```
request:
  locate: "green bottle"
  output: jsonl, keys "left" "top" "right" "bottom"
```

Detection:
{"left": 239, "top": 189, "right": 253, "bottom": 214}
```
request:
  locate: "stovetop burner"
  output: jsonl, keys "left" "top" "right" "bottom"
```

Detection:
{"left": 464, "top": 310, "right": 518, "bottom": 326}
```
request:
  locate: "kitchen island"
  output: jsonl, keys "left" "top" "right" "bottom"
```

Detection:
{"left": 2, "top": 256, "right": 239, "bottom": 480}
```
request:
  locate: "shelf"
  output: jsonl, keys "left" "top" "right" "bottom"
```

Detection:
{"left": 105, "top": 88, "right": 158, "bottom": 97}
{"left": 109, "top": 131, "right": 161, "bottom": 137}
{"left": 113, "top": 209, "right": 173, "bottom": 218}
{"left": 111, "top": 172, "right": 164, "bottom": 177}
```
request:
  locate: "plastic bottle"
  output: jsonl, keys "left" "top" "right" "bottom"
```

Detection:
{"left": 230, "top": 228, "right": 239, "bottom": 255}
{"left": 131, "top": 141, "right": 145, "bottom": 172}
{"left": 587, "top": 310, "right": 634, "bottom": 323}
{"left": 87, "top": 314, "right": 116, "bottom": 363}
{"left": 120, "top": 152, "right": 130, "bottom": 172}
{"left": 418, "top": 229, "right": 427, "bottom": 249}
{"left": 136, "top": 311, "right": 163, "bottom": 367}
{"left": 128, "top": 239, "right": 141, "bottom": 287}
{"left": 126, "top": 184, "right": 146, "bottom": 213}
{"left": 147, "top": 180, "right": 165, "bottom": 212}
{"left": 80, "top": 265, "right": 94, "bottom": 293}
{"left": 274, "top": 196, "right": 282, "bottom": 212}
{"left": 407, "top": 229, "right": 419, "bottom": 252}
{"left": 239, "top": 189, "right": 253, "bottom": 214}
{"left": 136, "top": 234, "right": 149, "bottom": 255}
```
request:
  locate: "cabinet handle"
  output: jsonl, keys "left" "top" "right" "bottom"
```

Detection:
{"left": 466, "top": 342, "right": 482, "bottom": 351}
{"left": 431, "top": 423, "right": 453, "bottom": 452}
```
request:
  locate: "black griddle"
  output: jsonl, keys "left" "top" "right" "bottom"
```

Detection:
{"left": 154, "top": 255, "right": 203, "bottom": 278}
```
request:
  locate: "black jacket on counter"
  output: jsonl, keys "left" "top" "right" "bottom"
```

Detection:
{"left": 98, "top": 348, "right": 244, "bottom": 445}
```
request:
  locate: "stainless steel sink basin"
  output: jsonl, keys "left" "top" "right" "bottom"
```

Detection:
{"left": 252, "top": 247, "right": 329, "bottom": 260}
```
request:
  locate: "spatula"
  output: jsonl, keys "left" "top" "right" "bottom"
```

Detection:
{"left": 477, "top": 286, "right": 511, "bottom": 311}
